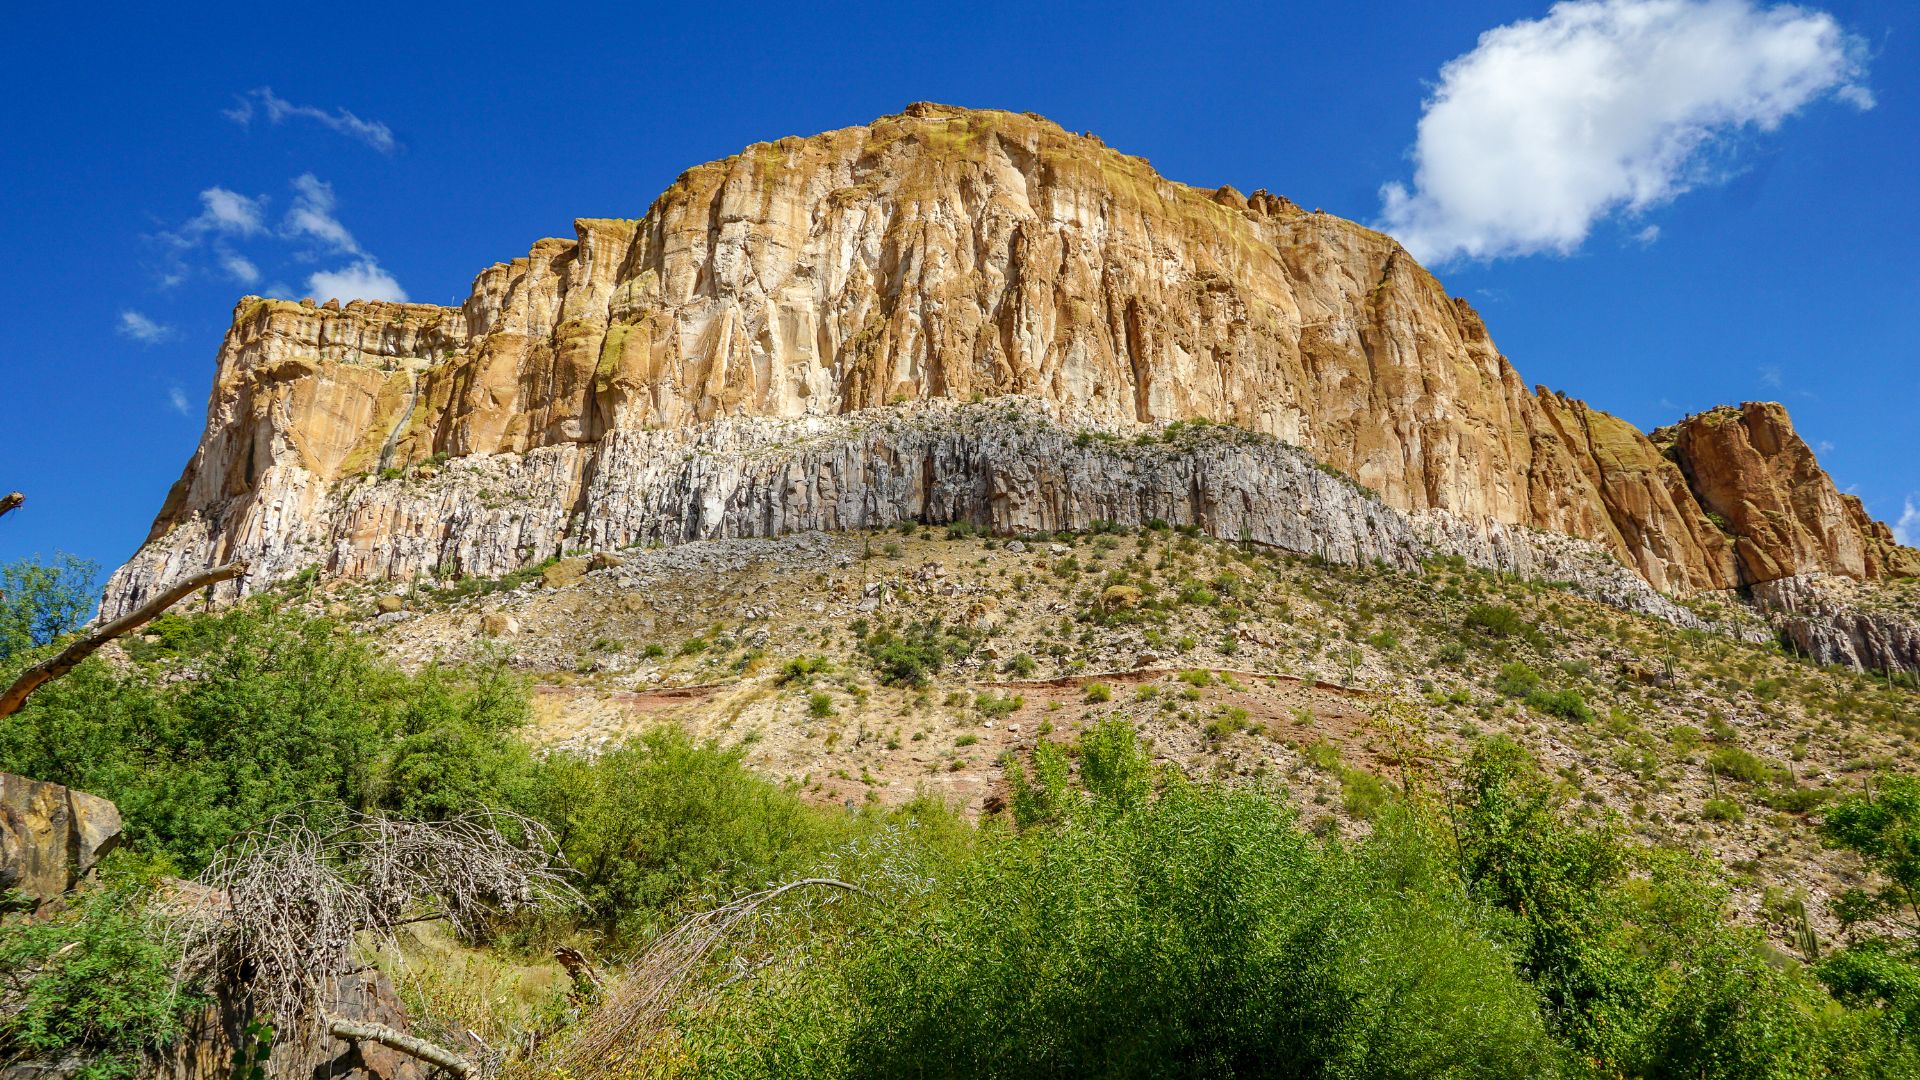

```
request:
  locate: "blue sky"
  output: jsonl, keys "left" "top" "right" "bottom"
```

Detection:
{"left": 3, "top": 0, "right": 1915, "bottom": 575}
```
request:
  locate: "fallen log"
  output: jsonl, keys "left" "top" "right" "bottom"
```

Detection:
{"left": 325, "top": 1016, "right": 473, "bottom": 1077}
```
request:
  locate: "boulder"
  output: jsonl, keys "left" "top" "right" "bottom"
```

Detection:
{"left": 540, "top": 558, "right": 589, "bottom": 590}
{"left": 0, "top": 773, "right": 121, "bottom": 906}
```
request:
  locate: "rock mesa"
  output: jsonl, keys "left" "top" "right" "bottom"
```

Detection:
{"left": 103, "top": 104, "right": 1917, "bottom": 666}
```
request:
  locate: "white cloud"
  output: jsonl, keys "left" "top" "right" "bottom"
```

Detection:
{"left": 1633, "top": 224, "right": 1662, "bottom": 246}
{"left": 1376, "top": 0, "right": 1872, "bottom": 264}
{"left": 225, "top": 87, "right": 398, "bottom": 154}
{"left": 117, "top": 310, "right": 173, "bottom": 344}
{"left": 1896, "top": 498, "right": 1920, "bottom": 548}
{"left": 218, "top": 248, "right": 261, "bottom": 286}
{"left": 283, "top": 174, "right": 362, "bottom": 254}
{"left": 168, "top": 387, "right": 192, "bottom": 416}
{"left": 307, "top": 260, "right": 408, "bottom": 303}
{"left": 151, "top": 174, "right": 404, "bottom": 299}
{"left": 191, "top": 187, "right": 267, "bottom": 235}
{"left": 1759, "top": 363, "right": 1784, "bottom": 388}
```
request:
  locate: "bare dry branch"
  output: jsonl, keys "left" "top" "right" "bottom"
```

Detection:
{"left": 175, "top": 806, "right": 575, "bottom": 1078}
{"left": 0, "top": 492, "right": 21, "bottom": 520}
{"left": 551, "top": 877, "right": 865, "bottom": 1075}
{"left": 555, "top": 945, "right": 603, "bottom": 999}
{"left": 0, "top": 561, "right": 246, "bottom": 719}
{"left": 325, "top": 1016, "right": 474, "bottom": 1077}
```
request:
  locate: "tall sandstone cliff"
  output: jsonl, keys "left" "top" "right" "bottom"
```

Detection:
{"left": 104, "top": 104, "right": 1917, "bottom": 662}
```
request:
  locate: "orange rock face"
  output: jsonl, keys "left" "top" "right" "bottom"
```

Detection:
{"left": 1655, "top": 403, "right": 1920, "bottom": 586}
{"left": 108, "top": 104, "right": 1914, "bottom": 612}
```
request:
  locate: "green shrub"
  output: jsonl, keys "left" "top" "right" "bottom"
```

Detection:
{"left": 1526, "top": 687, "right": 1594, "bottom": 723}
{"left": 1465, "top": 603, "right": 1527, "bottom": 639}
{"left": 779, "top": 654, "right": 832, "bottom": 684}
{"left": 0, "top": 599, "right": 532, "bottom": 871}
{"left": 0, "top": 864, "right": 199, "bottom": 1078}
{"left": 524, "top": 728, "right": 841, "bottom": 941}
{"left": 807, "top": 692, "right": 836, "bottom": 719}
{"left": 1495, "top": 662, "right": 1541, "bottom": 698}
{"left": 974, "top": 693, "right": 1023, "bottom": 720}
{"left": 1762, "top": 785, "right": 1828, "bottom": 814}
{"left": 1707, "top": 747, "right": 1777, "bottom": 785}
{"left": 1083, "top": 682, "right": 1112, "bottom": 704}
{"left": 858, "top": 620, "right": 975, "bottom": 687}
{"left": 1703, "top": 797, "right": 1745, "bottom": 823}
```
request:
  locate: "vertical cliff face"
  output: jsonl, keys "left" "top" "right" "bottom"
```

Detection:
{"left": 105, "top": 103, "right": 1915, "bottom": 631}
{"left": 1655, "top": 403, "right": 1920, "bottom": 585}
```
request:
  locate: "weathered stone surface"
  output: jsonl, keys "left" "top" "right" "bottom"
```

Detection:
{"left": 100, "top": 104, "right": 1916, "bottom": 659}
{"left": 540, "top": 558, "right": 589, "bottom": 589}
{"left": 0, "top": 773, "right": 122, "bottom": 905}
{"left": 1755, "top": 575, "right": 1920, "bottom": 676}
{"left": 153, "top": 970, "right": 427, "bottom": 1080}
{"left": 1655, "top": 403, "right": 1920, "bottom": 585}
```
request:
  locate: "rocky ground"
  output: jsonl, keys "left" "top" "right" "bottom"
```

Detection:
{"left": 311, "top": 524, "right": 1918, "bottom": 949}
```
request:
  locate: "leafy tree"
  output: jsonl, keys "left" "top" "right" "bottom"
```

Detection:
{"left": 0, "top": 599, "right": 529, "bottom": 872}
{"left": 1822, "top": 775, "right": 1920, "bottom": 929}
{"left": 0, "top": 553, "right": 98, "bottom": 663}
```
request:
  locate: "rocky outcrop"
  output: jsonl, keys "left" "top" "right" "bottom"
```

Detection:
{"left": 103, "top": 104, "right": 1917, "bottom": 659}
{"left": 1655, "top": 403, "right": 1920, "bottom": 585}
{"left": 0, "top": 773, "right": 121, "bottom": 907}
{"left": 155, "top": 971, "right": 427, "bottom": 1080}
{"left": 1754, "top": 575, "right": 1920, "bottom": 676}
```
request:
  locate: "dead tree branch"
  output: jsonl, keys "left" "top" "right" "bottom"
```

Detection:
{"left": 552, "top": 877, "right": 866, "bottom": 1075}
{"left": 0, "top": 492, "right": 21, "bottom": 520}
{"left": 0, "top": 561, "right": 246, "bottom": 719}
{"left": 325, "top": 1016, "right": 473, "bottom": 1077}
{"left": 176, "top": 806, "right": 575, "bottom": 1078}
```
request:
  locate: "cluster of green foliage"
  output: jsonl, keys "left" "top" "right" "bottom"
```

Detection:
{"left": 653, "top": 729, "right": 1920, "bottom": 1078}
{"left": 685, "top": 723, "right": 1553, "bottom": 1078}
{"left": 0, "top": 864, "right": 198, "bottom": 1079}
{"left": 850, "top": 617, "right": 979, "bottom": 687}
{"left": 0, "top": 553, "right": 97, "bottom": 663}
{"left": 524, "top": 729, "right": 849, "bottom": 941}
{"left": 427, "top": 555, "right": 560, "bottom": 601}
{"left": 1449, "top": 737, "right": 1917, "bottom": 1076}
{"left": 1465, "top": 602, "right": 1550, "bottom": 649}
{"left": 0, "top": 598, "right": 533, "bottom": 872}
{"left": 1493, "top": 661, "right": 1594, "bottom": 722}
